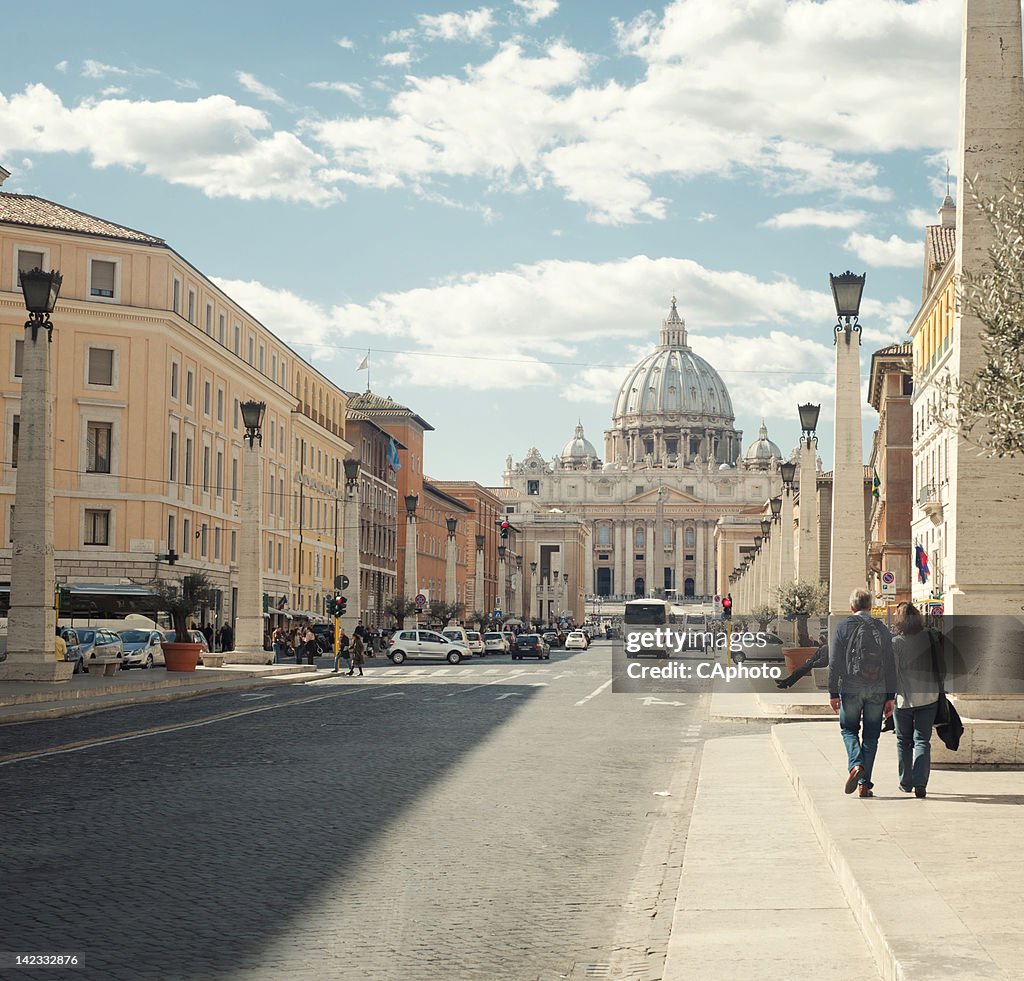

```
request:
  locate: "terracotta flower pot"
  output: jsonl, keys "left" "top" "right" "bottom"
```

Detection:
{"left": 163, "top": 641, "right": 202, "bottom": 673}
{"left": 783, "top": 646, "right": 818, "bottom": 673}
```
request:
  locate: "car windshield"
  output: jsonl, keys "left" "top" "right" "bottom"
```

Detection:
{"left": 77, "top": 630, "right": 96, "bottom": 643}
{"left": 518, "top": 635, "right": 539, "bottom": 644}
{"left": 118, "top": 630, "right": 150, "bottom": 643}
{"left": 484, "top": 633, "right": 502, "bottom": 641}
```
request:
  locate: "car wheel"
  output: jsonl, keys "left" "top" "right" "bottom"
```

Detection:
{"left": 144, "top": 653, "right": 154, "bottom": 669}
{"left": 447, "top": 650, "right": 462, "bottom": 664}
{"left": 391, "top": 650, "right": 406, "bottom": 665}
{"left": 73, "top": 657, "right": 84, "bottom": 674}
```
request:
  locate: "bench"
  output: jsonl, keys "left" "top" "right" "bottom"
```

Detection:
{"left": 201, "top": 653, "right": 225, "bottom": 668}
{"left": 88, "top": 657, "right": 121, "bottom": 677}
{"left": 812, "top": 667, "right": 829, "bottom": 690}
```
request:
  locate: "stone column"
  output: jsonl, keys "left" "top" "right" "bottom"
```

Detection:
{"left": 625, "top": 520, "right": 634, "bottom": 596}
{"left": 765, "top": 525, "right": 778, "bottom": 612}
{"left": 475, "top": 536, "right": 485, "bottom": 620}
{"left": 232, "top": 443, "right": 266, "bottom": 661}
{"left": 584, "top": 533, "right": 594, "bottom": 598}
{"left": 445, "top": 533, "right": 457, "bottom": 604}
{"left": 614, "top": 520, "right": 625, "bottom": 598}
{"left": 339, "top": 479, "right": 361, "bottom": 636}
{"left": 695, "top": 521, "right": 706, "bottom": 597}
{"left": 405, "top": 513, "right": 418, "bottom": 604}
{"left": 674, "top": 522, "right": 685, "bottom": 599}
{"left": 795, "top": 444, "right": 820, "bottom": 584}
{"left": 777, "top": 489, "right": 796, "bottom": 614}
{"left": 3, "top": 313, "right": 71, "bottom": 682}
{"left": 645, "top": 522, "right": 655, "bottom": 597}
{"left": 829, "top": 323, "right": 867, "bottom": 618}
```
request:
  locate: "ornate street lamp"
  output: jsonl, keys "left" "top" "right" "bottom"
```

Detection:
{"left": 343, "top": 457, "right": 361, "bottom": 486}
{"left": 797, "top": 403, "right": 821, "bottom": 445}
{"left": 780, "top": 461, "right": 797, "bottom": 489}
{"left": 239, "top": 400, "right": 266, "bottom": 447}
{"left": 830, "top": 270, "right": 866, "bottom": 343}
{"left": 405, "top": 494, "right": 419, "bottom": 515}
{"left": 760, "top": 518, "right": 772, "bottom": 538}
{"left": 497, "top": 544, "right": 507, "bottom": 560}
{"left": 19, "top": 267, "right": 62, "bottom": 342}
{"left": 446, "top": 517, "right": 458, "bottom": 536}
{"left": 444, "top": 517, "right": 458, "bottom": 603}
{"left": 530, "top": 561, "right": 537, "bottom": 574}
{"left": 770, "top": 496, "right": 782, "bottom": 520}
{"left": 475, "top": 534, "right": 486, "bottom": 550}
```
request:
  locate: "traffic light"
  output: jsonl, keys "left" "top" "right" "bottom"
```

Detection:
{"left": 722, "top": 595, "right": 733, "bottom": 620}
{"left": 338, "top": 596, "right": 348, "bottom": 617}
{"left": 499, "top": 518, "right": 510, "bottom": 539}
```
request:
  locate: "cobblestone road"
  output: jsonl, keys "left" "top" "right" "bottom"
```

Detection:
{"left": 2, "top": 642, "right": 765, "bottom": 981}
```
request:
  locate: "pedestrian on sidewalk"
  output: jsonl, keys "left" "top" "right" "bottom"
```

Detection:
{"left": 217, "top": 621, "right": 234, "bottom": 654}
{"left": 272, "top": 625, "right": 289, "bottom": 664}
{"left": 347, "top": 632, "right": 365, "bottom": 676}
{"left": 892, "top": 602, "right": 943, "bottom": 798}
{"left": 301, "top": 624, "right": 317, "bottom": 666}
{"left": 828, "top": 588, "right": 896, "bottom": 798}
{"left": 332, "top": 628, "right": 350, "bottom": 673}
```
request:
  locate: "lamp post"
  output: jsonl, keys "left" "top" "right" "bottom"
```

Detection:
{"left": 497, "top": 544, "right": 508, "bottom": 619}
{"left": 445, "top": 516, "right": 458, "bottom": 609}
{"left": 516, "top": 553, "right": 524, "bottom": 621}
{"left": 3, "top": 267, "right": 70, "bottom": 681}
{"left": 530, "top": 560, "right": 538, "bottom": 627}
{"left": 795, "top": 403, "right": 821, "bottom": 584}
{"left": 562, "top": 571, "right": 570, "bottom": 624}
{"left": 475, "top": 534, "right": 486, "bottom": 626}
{"left": 232, "top": 399, "right": 268, "bottom": 662}
{"left": 339, "top": 457, "right": 362, "bottom": 636}
{"left": 404, "top": 494, "right": 419, "bottom": 612}
{"left": 828, "top": 272, "right": 868, "bottom": 620}
{"left": 759, "top": 519, "right": 772, "bottom": 609}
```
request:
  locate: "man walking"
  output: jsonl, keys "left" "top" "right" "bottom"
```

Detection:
{"left": 828, "top": 588, "right": 896, "bottom": 798}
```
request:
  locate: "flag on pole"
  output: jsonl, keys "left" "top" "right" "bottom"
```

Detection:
{"left": 915, "top": 544, "right": 930, "bottom": 583}
{"left": 387, "top": 436, "right": 401, "bottom": 472}
{"left": 871, "top": 467, "right": 881, "bottom": 501}
{"left": 357, "top": 356, "right": 369, "bottom": 371}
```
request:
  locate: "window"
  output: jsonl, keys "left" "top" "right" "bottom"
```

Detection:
{"left": 233, "top": 398, "right": 239, "bottom": 430}
{"left": 86, "top": 422, "right": 112, "bottom": 474}
{"left": 185, "top": 370, "right": 194, "bottom": 407}
{"left": 184, "top": 437, "right": 193, "bottom": 486}
{"left": 231, "top": 530, "right": 237, "bottom": 562}
{"left": 202, "top": 446, "right": 210, "bottom": 492}
{"left": 90, "top": 259, "right": 116, "bottom": 298}
{"left": 635, "top": 527, "right": 645, "bottom": 547}
{"left": 200, "top": 523, "right": 208, "bottom": 557}
{"left": 216, "top": 451, "right": 223, "bottom": 497}
{"left": 11, "top": 415, "right": 19, "bottom": 468}
{"left": 205, "top": 303, "right": 213, "bottom": 335}
{"left": 183, "top": 518, "right": 191, "bottom": 554}
{"left": 271, "top": 353, "right": 277, "bottom": 380}
{"left": 269, "top": 419, "right": 276, "bottom": 450}
{"left": 258, "top": 345, "right": 265, "bottom": 373}
{"left": 218, "top": 313, "right": 226, "bottom": 345}
{"left": 233, "top": 324, "right": 241, "bottom": 355}
{"left": 231, "top": 458, "right": 238, "bottom": 502}
{"left": 597, "top": 526, "right": 610, "bottom": 545}
{"left": 527, "top": 480, "right": 540, "bottom": 495}
{"left": 214, "top": 526, "right": 221, "bottom": 560}
{"left": 203, "top": 381, "right": 211, "bottom": 416}
{"left": 187, "top": 288, "right": 196, "bottom": 324}
{"left": 88, "top": 348, "right": 114, "bottom": 386}
{"left": 8, "top": 505, "right": 13, "bottom": 543}
{"left": 169, "top": 431, "right": 178, "bottom": 481}
{"left": 167, "top": 514, "right": 176, "bottom": 555}
{"left": 18, "top": 248, "right": 45, "bottom": 275}
{"left": 170, "top": 362, "right": 179, "bottom": 399}
{"left": 84, "top": 509, "right": 110, "bottom": 545}
{"left": 13, "top": 339, "right": 23, "bottom": 378}
{"left": 248, "top": 336, "right": 254, "bottom": 365}
{"left": 216, "top": 389, "right": 224, "bottom": 423}
{"left": 172, "top": 278, "right": 181, "bottom": 314}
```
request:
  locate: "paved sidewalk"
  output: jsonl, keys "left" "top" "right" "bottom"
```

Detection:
{"left": 0, "top": 663, "right": 325, "bottom": 724}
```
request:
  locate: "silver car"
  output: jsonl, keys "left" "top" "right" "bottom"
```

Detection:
{"left": 117, "top": 628, "right": 165, "bottom": 669}
{"left": 388, "top": 629, "right": 465, "bottom": 664}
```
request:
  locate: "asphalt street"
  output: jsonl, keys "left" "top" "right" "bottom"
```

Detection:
{"left": 2, "top": 641, "right": 766, "bottom": 981}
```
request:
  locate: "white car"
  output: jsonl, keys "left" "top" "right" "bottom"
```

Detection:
{"left": 732, "top": 631, "right": 786, "bottom": 663}
{"left": 564, "top": 631, "right": 589, "bottom": 650}
{"left": 482, "top": 631, "right": 509, "bottom": 654}
{"left": 388, "top": 629, "right": 465, "bottom": 664}
{"left": 118, "top": 628, "right": 165, "bottom": 669}
{"left": 464, "top": 630, "right": 485, "bottom": 656}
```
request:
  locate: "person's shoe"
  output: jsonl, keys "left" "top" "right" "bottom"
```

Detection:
{"left": 775, "top": 679, "right": 791, "bottom": 690}
{"left": 331, "top": 669, "right": 339, "bottom": 674}
{"left": 898, "top": 784, "right": 913, "bottom": 794}
{"left": 858, "top": 785, "right": 874, "bottom": 798}
{"left": 845, "top": 765, "right": 864, "bottom": 794}
{"left": 915, "top": 787, "right": 927, "bottom": 799}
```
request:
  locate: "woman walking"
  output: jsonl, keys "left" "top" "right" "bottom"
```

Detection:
{"left": 892, "top": 603, "right": 944, "bottom": 798}
{"left": 347, "top": 632, "right": 366, "bottom": 677}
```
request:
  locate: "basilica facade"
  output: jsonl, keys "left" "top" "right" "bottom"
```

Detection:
{"left": 502, "top": 300, "right": 783, "bottom": 605}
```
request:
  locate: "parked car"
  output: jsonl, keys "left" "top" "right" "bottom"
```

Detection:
{"left": 542, "top": 631, "right": 564, "bottom": 649}
{"left": 732, "top": 631, "right": 786, "bottom": 663}
{"left": 564, "top": 630, "right": 589, "bottom": 650}
{"left": 162, "top": 629, "right": 210, "bottom": 653}
{"left": 513, "top": 634, "right": 550, "bottom": 660}
{"left": 463, "top": 630, "right": 485, "bottom": 656}
{"left": 61, "top": 627, "right": 124, "bottom": 673}
{"left": 482, "top": 631, "right": 509, "bottom": 654}
{"left": 117, "top": 628, "right": 165, "bottom": 669}
{"left": 388, "top": 629, "right": 465, "bottom": 664}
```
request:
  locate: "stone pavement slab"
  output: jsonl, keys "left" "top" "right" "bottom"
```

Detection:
{"left": 665, "top": 734, "right": 880, "bottom": 980}
{"left": 773, "top": 723, "right": 1019, "bottom": 980}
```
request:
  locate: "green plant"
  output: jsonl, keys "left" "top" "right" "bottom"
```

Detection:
{"left": 776, "top": 579, "right": 829, "bottom": 646}
{"left": 383, "top": 593, "right": 417, "bottom": 628}
{"left": 431, "top": 601, "right": 465, "bottom": 627}
{"left": 470, "top": 609, "right": 491, "bottom": 631}
{"left": 750, "top": 604, "right": 778, "bottom": 634}
{"left": 152, "top": 572, "right": 216, "bottom": 638}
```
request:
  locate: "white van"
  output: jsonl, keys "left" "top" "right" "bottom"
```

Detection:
{"left": 441, "top": 625, "right": 471, "bottom": 653}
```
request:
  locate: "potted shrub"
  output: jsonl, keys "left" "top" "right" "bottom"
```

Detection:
{"left": 152, "top": 572, "right": 216, "bottom": 672}
{"left": 776, "top": 579, "right": 829, "bottom": 672}
{"left": 750, "top": 604, "right": 778, "bottom": 635}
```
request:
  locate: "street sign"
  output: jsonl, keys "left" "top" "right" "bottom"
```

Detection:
{"left": 415, "top": 593, "right": 427, "bottom": 608}
{"left": 335, "top": 574, "right": 349, "bottom": 590}
{"left": 713, "top": 594, "right": 721, "bottom": 603}
{"left": 493, "top": 609, "right": 503, "bottom": 618}
{"left": 881, "top": 569, "right": 896, "bottom": 594}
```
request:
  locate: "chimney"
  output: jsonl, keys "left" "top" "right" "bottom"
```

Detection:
{"left": 0, "top": 165, "right": 9, "bottom": 188}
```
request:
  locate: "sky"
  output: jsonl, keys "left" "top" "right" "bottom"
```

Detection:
{"left": 0, "top": 0, "right": 969, "bottom": 484}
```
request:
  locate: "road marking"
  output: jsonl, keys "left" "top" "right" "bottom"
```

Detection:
{"left": 239, "top": 693, "right": 273, "bottom": 700}
{"left": 372, "top": 692, "right": 404, "bottom": 699}
{"left": 641, "top": 696, "right": 687, "bottom": 707}
{"left": 429, "top": 668, "right": 451, "bottom": 676}
{"left": 495, "top": 692, "right": 522, "bottom": 700}
{"left": 443, "top": 672, "right": 532, "bottom": 697}
{"left": 575, "top": 679, "right": 612, "bottom": 706}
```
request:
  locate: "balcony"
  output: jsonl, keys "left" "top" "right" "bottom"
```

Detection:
{"left": 918, "top": 483, "right": 943, "bottom": 523}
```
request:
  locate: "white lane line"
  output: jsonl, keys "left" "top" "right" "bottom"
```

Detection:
{"left": 444, "top": 672, "right": 533, "bottom": 697}
{"left": 430, "top": 668, "right": 452, "bottom": 676}
{"left": 575, "top": 679, "right": 612, "bottom": 706}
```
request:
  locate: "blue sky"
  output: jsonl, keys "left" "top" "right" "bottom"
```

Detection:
{"left": 0, "top": 0, "right": 966, "bottom": 482}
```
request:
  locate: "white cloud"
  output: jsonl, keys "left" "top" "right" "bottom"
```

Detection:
{"left": 418, "top": 8, "right": 494, "bottom": 42}
{"left": 694, "top": 211, "right": 716, "bottom": 223}
{"left": 82, "top": 60, "right": 131, "bottom": 79}
{"left": 101, "top": 86, "right": 128, "bottom": 97}
{"left": 54, "top": 61, "right": 68, "bottom": 73}
{"left": 514, "top": 0, "right": 558, "bottom": 26}
{"left": 844, "top": 232, "right": 922, "bottom": 268}
{"left": 380, "top": 51, "right": 414, "bottom": 67}
{"left": 236, "top": 71, "right": 286, "bottom": 106}
{"left": 763, "top": 207, "right": 867, "bottom": 230}
{"left": 0, "top": 84, "right": 340, "bottom": 206}
{"left": 336, "top": 37, "right": 356, "bottom": 50}
{"left": 309, "top": 81, "right": 364, "bottom": 102}
{"left": 384, "top": 28, "right": 417, "bottom": 45}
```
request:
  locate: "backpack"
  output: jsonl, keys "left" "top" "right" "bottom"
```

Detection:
{"left": 846, "top": 617, "right": 887, "bottom": 684}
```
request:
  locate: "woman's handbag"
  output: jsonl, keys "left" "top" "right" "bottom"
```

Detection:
{"left": 929, "top": 632, "right": 963, "bottom": 751}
